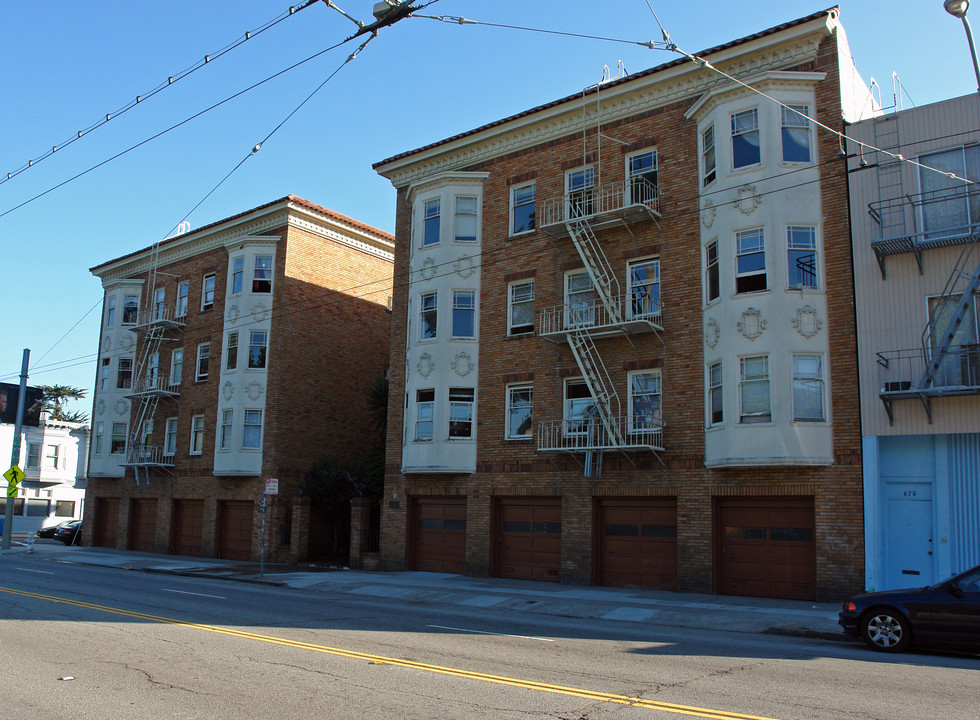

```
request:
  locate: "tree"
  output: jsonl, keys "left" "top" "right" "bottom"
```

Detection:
{"left": 38, "top": 384, "right": 88, "bottom": 423}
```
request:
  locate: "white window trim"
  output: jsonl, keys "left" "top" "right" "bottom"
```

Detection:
{"left": 627, "top": 370, "right": 662, "bottom": 436}
{"left": 701, "top": 123, "right": 716, "bottom": 187}
{"left": 450, "top": 289, "right": 476, "bottom": 340}
{"left": 509, "top": 182, "right": 536, "bottom": 236}
{"left": 780, "top": 104, "right": 812, "bottom": 164}
{"left": 735, "top": 227, "right": 767, "bottom": 295}
{"left": 507, "top": 279, "right": 535, "bottom": 336}
{"left": 415, "top": 389, "right": 434, "bottom": 442}
{"left": 230, "top": 256, "right": 245, "bottom": 296}
{"left": 792, "top": 353, "right": 826, "bottom": 423}
{"left": 419, "top": 290, "right": 438, "bottom": 342}
{"left": 163, "top": 417, "right": 178, "bottom": 457}
{"left": 196, "top": 343, "right": 210, "bottom": 382}
{"left": 707, "top": 360, "right": 723, "bottom": 428}
{"left": 786, "top": 224, "right": 819, "bottom": 290}
{"left": 176, "top": 281, "right": 190, "bottom": 318}
{"left": 704, "top": 239, "right": 720, "bottom": 305}
{"left": 247, "top": 330, "right": 268, "bottom": 370}
{"left": 170, "top": 349, "right": 183, "bottom": 386}
{"left": 448, "top": 387, "right": 475, "bottom": 440}
{"left": 505, "top": 383, "right": 533, "bottom": 440}
{"left": 453, "top": 195, "right": 478, "bottom": 243}
{"left": 563, "top": 377, "right": 594, "bottom": 436}
{"left": 730, "top": 107, "right": 761, "bottom": 171}
{"left": 189, "top": 415, "right": 205, "bottom": 455}
{"left": 422, "top": 197, "right": 441, "bottom": 248}
{"left": 738, "top": 355, "right": 772, "bottom": 424}
{"left": 201, "top": 273, "right": 216, "bottom": 310}
{"left": 219, "top": 409, "right": 234, "bottom": 451}
{"left": 627, "top": 256, "right": 661, "bottom": 322}
{"left": 242, "top": 409, "right": 263, "bottom": 450}
{"left": 625, "top": 148, "right": 658, "bottom": 206}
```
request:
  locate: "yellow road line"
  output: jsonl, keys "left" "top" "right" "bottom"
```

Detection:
{"left": 1, "top": 585, "right": 786, "bottom": 720}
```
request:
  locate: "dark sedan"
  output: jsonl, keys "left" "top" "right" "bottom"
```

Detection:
{"left": 36, "top": 520, "right": 76, "bottom": 539}
{"left": 839, "top": 564, "right": 980, "bottom": 653}
{"left": 53, "top": 520, "right": 82, "bottom": 546}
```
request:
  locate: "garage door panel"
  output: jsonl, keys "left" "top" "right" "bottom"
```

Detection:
{"left": 217, "top": 501, "right": 253, "bottom": 561}
{"left": 495, "top": 499, "right": 561, "bottom": 582}
{"left": 129, "top": 499, "right": 157, "bottom": 553}
{"left": 597, "top": 498, "right": 677, "bottom": 591}
{"left": 411, "top": 498, "right": 466, "bottom": 574}
{"left": 93, "top": 498, "right": 120, "bottom": 549}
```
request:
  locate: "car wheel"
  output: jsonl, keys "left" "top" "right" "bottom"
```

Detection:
{"left": 861, "top": 608, "right": 911, "bottom": 652}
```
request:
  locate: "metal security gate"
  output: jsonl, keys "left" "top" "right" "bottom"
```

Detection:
{"left": 409, "top": 497, "right": 466, "bottom": 574}
{"left": 596, "top": 498, "right": 677, "bottom": 590}
{"left": 171, "top": 500, "right": 204, "bottom": 557}
{"left": 494, "top": 498, "right": 561, "bottom": 582}
{"left": 93, "top": 497, "right": 120, "bottom": 548}
{"left": 716, "top": 496, "right": 816, "bottom": 600}
{"left": 217, "top": 500, "right": 253, "bottom": 561}
{"left": 128, "top": 498, "right": 158, "bottom": 553}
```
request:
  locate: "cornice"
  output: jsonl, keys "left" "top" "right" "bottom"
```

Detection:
{"left": 288, "top": 215, "right": 394, "bottom": 261}
{"left": 684, "top": 70, "right": 827, "bottom": 120}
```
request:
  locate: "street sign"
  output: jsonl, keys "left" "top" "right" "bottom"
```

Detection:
{"left": 265, "top": 478, "right": 279, "bottom": 495}
{"left": 3, "top": 465, "right": 25, "bottom": 497}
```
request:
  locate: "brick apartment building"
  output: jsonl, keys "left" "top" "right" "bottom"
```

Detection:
{"left": 374, "top": 8, "right": 877, "bottom": 600}
{"left": 86, "top": 196, "right": 393, "bottom": 562}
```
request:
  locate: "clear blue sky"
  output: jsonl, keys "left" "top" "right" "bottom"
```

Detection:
{"left": 1, "top": 0, "right": 975, "bottom": 418}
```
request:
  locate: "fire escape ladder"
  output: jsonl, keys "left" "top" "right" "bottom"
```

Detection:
{"left": 126, "top": 321, "right": 166, "bottom": 482}
{"left": 872, "top": 113, "right": 912, "bottom": 278}
{"left": 567, "top": 219, "right": 621, "bottom": 323}
{"left": 566, "top": 328, "right": 623, "bottom": 447}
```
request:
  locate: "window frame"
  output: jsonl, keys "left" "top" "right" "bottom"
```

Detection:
{"left": 422, "top": 198, "right": 440, "bottom": 247}
{"left": 792, "top": 353, "right": 825, "bottom": 422}
{"left": 735, "top": 227, "right": 767, "bottom": 295}
{"left": 121, "top": 294, "right": 139, "bottom": 325}
{"left": 189, "top": 414, "right": 205, "bottom": 455}
{"left": 701, "top": 124, "right": 716, "bottom": 186}
{"left": 226, "top": 331, "right": 239, "bottom": 370}
{"left": 739, "top": 355, "right": 771, "bottom": 424}
{"left": 448, "top": 387, "right": 475, "bottom": 439}
{"left": 731, "top": 107, "right": 761, "bottom": 170}
{"left": 100, "top": 358, "right": 110, "bottom": 391}
{"left": 94, "top": 422, "right": 104, "bottom": 455}
{"left": 627, "top": 257, "right": 661, "bottom": 321}
{"left": 510, "top": 182, "right": 536, "bottom": 235}
{"left": 419, "top": 291, "right": 437, "bottom": 341}
{"left": 781, "top": 104, "right": 812, "bottom": 163}
{"left": 626, "top": 149, "right": 658, "bottom": 206}
{"left": 110, "top": 422, "right": 127, "bottom": 455}
{"left": 705, "top": 240, "right": 720, "bottom": 303}
{"left": 201, "top": 273, "right": 216, "bottom": 310}
{"left": 454, "top": 195, "right": 478, "bottom": 242}
{"left": 565, "top": 270, "right": 597, "bottom": 328}
{"left": 451, "top": 289, "right": 476, "bottom": 339}
{"left": 196, "top": 343, "right": 210, "bottom": 382}
{"left": 415, "top": 389, "right": 434, "bottom": 442}
{"left": 164, "top": 417, "right": 178, "bottom": 456}
{"left": 26, "top": 443, "right": 41, "bottom": 468}
{"left": 105, "top": 295, "right": 116, "bottom": 326}
{"left": 248, "top": 330, "right": 268, "bottom": 369}
{"left": 564, "top": 378, "right": 594, "bottom": 435}
{"left": 220, "top": 409, "right": 234, "bottom": 451}
{"left": 116, "top": 357, "right": 133, "bottom": 390}
{"left": 170, "top": 348, "right": 183, "bottom": 386}
{"left": 628, "top": 370, "right": 662, "bottom": 436}
{"left": 507, "top": 279, "right": 535, "bottom": 336}
{"left": 565, "top": 166, "right": 595, "bottom": 218}
{"left": 176, "top": 281, "right": 189, "bottom": 318}
{"left": 506, "top": 383, "right": 533, "bottom": 440}
{"left": 252, "top": 255, "right": 273, "bottom": 294}
{"left": 242, "top": 409, "right": 263, "bottom": 449}
{"left": 153, "top": 287, "right": 166, "bottom": 320}
{"left": 787, "top": 225, "right": 819, "bottom": 289}
{"left": 231, "top": 256, "right": 244, "bottom": 295}
{"left": 707, "top": 361, "right": 723, "bottom": 427}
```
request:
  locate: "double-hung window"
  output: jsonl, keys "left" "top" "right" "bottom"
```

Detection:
{"left": 781, "top": 105, "right": 811, "bottom": 163}
{"left": 565, "top": 271, "right": 596, "bottom": 328}
{"left": 707, "top": 361, "right": 723, "bottom": 426}
{"left": 739, "top": 355, "right": 771, "bottom": 423}
{"left": 122, "top": 295, "right": 139, "bottom": 325}
{"left": 792, "top": 354, "right": 825, "bottom": 421}
{"left": 196, "top": 343, "right": 210, "bottom": 381}
{"left": 190, "top": 415, "right": 205, "bottom": 455}
{"left": 564, "top": 379, "right": 594, "bottom": 435}
{"left": 787, "top": 225, "right": 818, "bottom": 288}
{"left": 511, "top": 183, "right": 535, "bottom": 235}
{"left": 26, "top": 443, "right": 40, "bottom": 468}
{"left": 448, "top": 388, "right": 475, "bottom": 439}
{"left": 735, "top": 228, "right": 766, "bottom": 294}
{"left": 731, "top": 108, "right": 760, "bottom": 169}
{"left": 451, "top": 290, "right": 476, "bottom": 339}
{"left": 117, "top": 358, "right": 133, "bottom": 389}
{"left": 153, "top": 287, "right": 165, "bottom": 320}
{"left": 105, "top": 296, "right": 116, "bottom": 326}
{"left": 110, "top": 422, "right": 127, "bottom": 455}
{"left": 231, "top": 257, "right": 244, "bottom": 295}
{"left": 248, "top": 331, "right": 268, "bottom": 369}
{"left": 918, "top": 145, "right": 980, "bottom": 238}
{"left": 627, "top": 149, "right": 658, "bottom": 206}
{"left": 705, "top": 240, "right": 720, "bottom": 303}
{"left": 415, "top": 389, "right": 434, "bottom": 441}
{"left": 176, "top": 282, "right": 189, "bottom": 318}
{"left": 226, "top": 331, "right": 239, "bottom": 370}
{"left": 253, "top": 255, "right": 273, "bottom": 293}
{"left": 243, "top": 410, "right": 263, "bottom": 449}
{"left": 164, "top": 418, "right": 178, "bottom": 456}
{"left": 220, "top": 409, "right": 234, "bottom": 450}
{"left": 100, "top": 358, "right": 110, "bottom": 391}
{"left": 454, "top": 196, "right": 477, "bottom": 242}
{"left": 202, "top": 274, "right": 215, "bottom": 309}
{"left": 147, "top": 352, "right": 159, "bottom": 390}
{"left": 566, "top": 167, "right": 594, "bottom": 218}
{"left": 94, "top": 422, "right": 105, "bottom": 455}
{"left": 628, "top": 258, "right": 661, "bottom": 321}
{"left": 506, "top": 384, "right": 532, "bottom": 439}
{"left": 422, "top": 198, "right": 440, "bottom": 247}
{"left": 419, "top": 291, "right": 437, "bottom": 340}
{"left": 508, "top": 280, "right": 534, "bottom": 335}
{"left": 701, "top": 124, "right": 716, "bottom": 186}
{"left": 170, "top": 349, "right": 183, "bottom": 386}
{"left": 629, "top": 371, "right": 662, "bottom": 436}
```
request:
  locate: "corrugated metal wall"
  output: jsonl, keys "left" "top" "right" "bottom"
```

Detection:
{"left": 948, "top": 432, "right": 980, "bottom": 573}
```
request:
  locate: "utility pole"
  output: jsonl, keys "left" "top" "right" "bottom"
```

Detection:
{"left": 2, "top": 349, "right": 30, "bottom": 550}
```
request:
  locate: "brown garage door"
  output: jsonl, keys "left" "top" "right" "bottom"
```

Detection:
{"left": 597, "top": 498, "right": 677, "bottom": 590}
{"left": 93, "top": 497, "right": 120, "bottom": 548}
{"left": 128, "top": 499, "right": 157, "bottom": 553}
{"left": 495, "top": 498, "right": 561, "bottom": 583}
{"left": 410, "top": 497, "right": 466, "bottom": 574}
{"left": 171, "top": 500, "right": 204, "bottom": 557}
{"left": 217, "top": 501, "right": 253, "bottom": 561}
{"left": 717, "top": 496, "right": 816, "bottom": 600}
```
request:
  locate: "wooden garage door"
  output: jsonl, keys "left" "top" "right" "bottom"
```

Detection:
{"left": 410, "top": 497, "right": 466, "bottom": 574}
{"left": 597, "top": 498, "right": 677, "bottom": 590}
{"left": 217, "top": 501, "right": 253, "bottom": 561}
{"left": 717, "top": 497, "right": 815, "bottom": 600}
{"left": 495, "top": 498, "right": 561, "bottom": 583}
{"left": 93, "top": 497, "right": 120, "bottom": 549}
{"left": 171, "top": 500, "right": 204, "bottom": 557}
{"left": 128, "top": 499, "right": 157, "bottom": 553}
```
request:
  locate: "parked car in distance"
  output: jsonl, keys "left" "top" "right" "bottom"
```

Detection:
{"left": 839, "top": 564, "right": 980, "bottom": 653}
{"left": 36, "top": 520, "right": 77, "bottom": 539}
{"left": 53, "top": 520, "right": 81, "bottom": 545}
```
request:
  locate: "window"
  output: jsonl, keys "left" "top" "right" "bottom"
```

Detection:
{"left": 454, "top": 196, "right": 477, "bottom": 242}
{"left": 451, "top": 290, "right": 476, "bottom": 339}
{"left": 122, "top": 294, "right": 139, "bottom": 325}
{"left": 628, "top": 258, "right": 660, "bottom": 321}
{"left": 170, "top": 349, "right": 183, "bottom": 386}
{"left": 153, "top": 287, "right": 165, "bottom": 320}
{"left": 220, "top": 409, "right": 234, "bottom": 450}
{"left": 147, "top": 352, "right": 159, "bottom": 389}
{"left": 708, "top": 361, "right": 723, "bottom": 426}
{"left": 248, "top": 331, "right": 268, "bottom": 369}
{"left": 419, "top": 291, "right": 437, "bottom": 340}
{"left": 449, "top": 388, "right": 475, "bottom": 439}
{"left": 422, "top": 198, "right": 440, "bottom": 247}
{"left": 26, "top": 443, "right": 40, "bottom": 468}
{"left": 739, "top": 355, "right": 771, "bottom": 423}
{"left": 117, "top": 357, "right": 133, "bottom": 389}
{"left": 189, "top": 415, "right": 205, "bottom": 455}
{"left": 94, "top": 422, "right": 104, "bottom": 455}
{"left": 506, "top": 384, "right": 533, "bottom": 439}
{"left": 110, "top": 422, "right": 127, "bottom": 455}
{"left": 164, "top": 417, "right": 178, "bottom": 456}
{"left": 226, "top": 331, "right": 239, "bottom": 370}
{"left": 415, "top": 389, "right": 434, "bottom": 441}
{"left": 140, "top": 418, "right": 153, "bottom": 448}
{"left": 927, "top": 293, "right": 979, "bottom": 386}
{"left": 105, "top": 295, "right": 116, "bottom": 326}
{"left": 787, "top": 225, "right": 818, "bottom": 288}
{"left": 176, "top": 281, "right": 189, "bottom": 318}
{"left": 202, "top": 274, "right": 215, "bottom": 309}
{"left": 705, "top": 240, "right": 720, "bottom": 303}
{"left": 793, "top": 354, "right": 824, "bottom": 422}
{"left": 919, "top": 145, "right": 980, "bottom": 238}
{"left": 627, "top": 150, "right": 658, "bottom": 205}
{"left": 196, "top": 343, "right": 210, "bottom": 382}
{"left": 224, "top": 257, "right": 241, "bottom": 296}
{"left": 566, "top": 270, "right": 596, "bottom": 327}
{"left": 629, "top": 371, "right": 662, "bottom": 435}
{"left": 566, "top": 167, "right": 595, "bottom": 218}
{"left": 511, "top": 183, "right": 535, "bottom": 235}
{"left": 701, "top": 124, "right": 716, "bottom": 186}
{"left": 731, "top": 108, "right": 760, "bottom": 169}
{"left": 508, "top": 280, "right": 534, "bottom": 335}
{"left": 735, "top": 228, "right": 767, "bottom": 294}
{"left": 781, "top": 105, "right": 811, "bottom": 163}
{"left": 564, "top": 379, "right": 594, "bottom": 434}
{"left": 253, "top": 255, "right": 273, "bottom": 293}
{"left": 55, "top": 500, "right": 75, "bottom": 517}
{"left": 243, "top": 410, "right": 263, "bottom": 449}
{"left": 100, "top": 358, "right": 110, "bottom": 391}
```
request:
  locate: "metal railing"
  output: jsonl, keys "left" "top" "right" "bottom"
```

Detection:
{"left": 877, "top": 344, "right": 980, "bottom": 395}
{"left": 869, "top": 185, "right": 980, "bottom": 253}
{"left": 131, "top": 305, "right": 186, "bottom": 330}
{"left": 538, "top": 293, "right": 663, "bottom": 338}
{"left": 122, "top": 445, "right": 175, "bottom": 467}
{"left": 537, "top": 416, "right": 663, "bottom": 453}
{"left": 125, "top": 375, "right": 180, "bottom": 398}
{"left": 539, "top": 178, "right": 660, "bottom": 228}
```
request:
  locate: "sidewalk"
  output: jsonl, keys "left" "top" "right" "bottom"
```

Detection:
{"left": 2, "top": 538, "right": 844, "bottom": 641}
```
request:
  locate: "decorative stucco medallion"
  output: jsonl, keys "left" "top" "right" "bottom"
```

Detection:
{"left": 96, "top": 399, "right": 106, "bottom": 416}
{"left": 451, "top": 351, "right": 476, "bottom": 377}
{"left": 700, "top": 198, "right": 716, "bottom": 229}
{"left": 737, "top": 307, "right": 767, "bottom": 340}
{"left": 246, "top": 381, "right": 264, "bottom": 401}
{"left": 114, "top": 399, "right": 129, "bottom": 416}
{"left": 454, "top": 255, "right": 476, "bottom": 279}
{"left": 418, "top": 352, "right": 434, "bottom": 378}
{"left": 421, "top": 257, "right": 437, "bottom": 281}
{"left": 250, "top": 303, "right": 269, "bottom": 322}
{"left": 223, "top": 381, "right": 235, "bottom": 401}
{"left": 102, "top": 336, "right": 112, "bottom": 351}
{"left": 792, "top": 305, "right": 823, "bottom": 339}
{"left": 227, "top": 304, "right": 240, "bottom": 323}
{"left": 735, "top": 184, "right": 763, "bottom": 215}
{"left": 704, "top": 318, "right": 720, "bottom": 349}
{"left": 119, "top": 334, "right": 134, "bottom": 351}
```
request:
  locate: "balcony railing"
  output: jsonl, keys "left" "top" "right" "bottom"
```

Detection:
{"left": 123, "top": 376, "right": 180, "bottom": 398}
{"left": 120, "top": 445, "right": 175, "bottom": 467}
{"left": 130, "top": 306, "right": 186, "bottom": 331}
{"left": 537, "top": 416, "right": 664, "bottom": 453}
{"left": 877, "top": 344, "right": 980, "bottom": 398}
{"left": 538, "top": 293, "right": 663, "bottom": 341}
{"left": 539, "top": 178, "right": 660, "bottom": 237}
